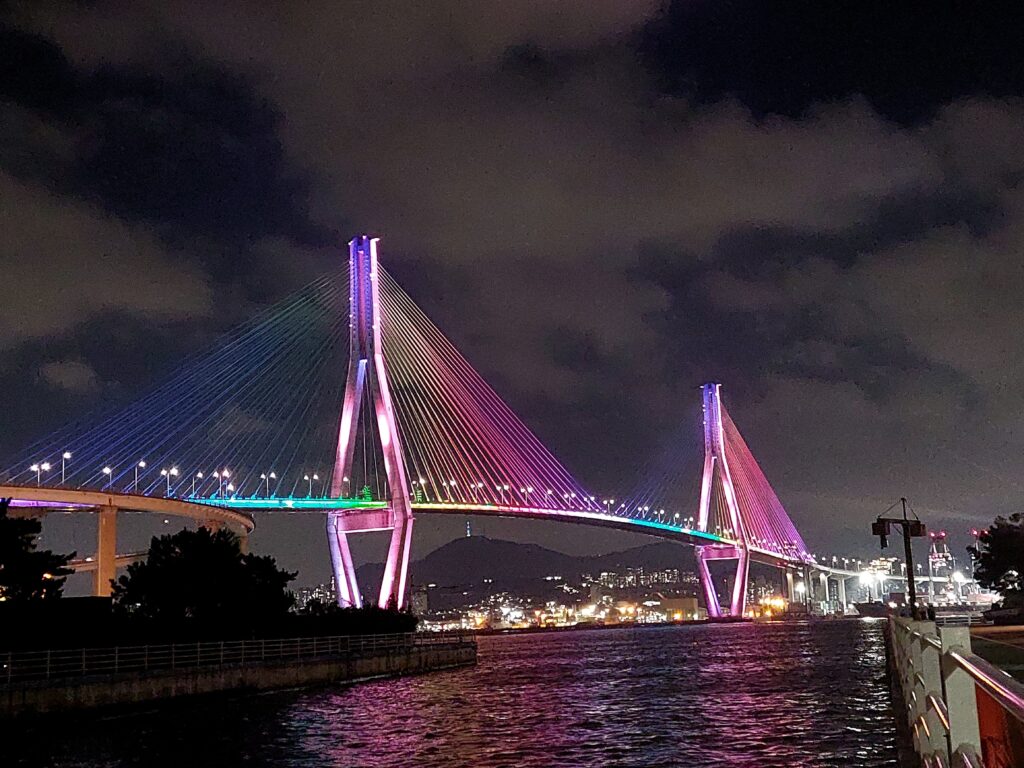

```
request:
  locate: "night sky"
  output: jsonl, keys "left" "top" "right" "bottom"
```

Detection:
{"left": 3, "top": 3, "right": 1024, "bottom": 585}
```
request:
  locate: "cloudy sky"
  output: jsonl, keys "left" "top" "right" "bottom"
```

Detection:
{"left": 3, "top": 3, "right": 1024, "bottom": 583}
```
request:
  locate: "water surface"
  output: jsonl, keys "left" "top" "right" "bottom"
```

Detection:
{"left": 5, "top": 620, "right": 896, "bottom": 767}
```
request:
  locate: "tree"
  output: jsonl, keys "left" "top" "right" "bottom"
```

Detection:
{"left": 112, "top": 527, "right": 296, "bottom": 631}
{"left": 0, "top": 498, "right": 74, "bottom": 602}
{"left": 969, "top": 514, "right": 1024, "bottom": 609}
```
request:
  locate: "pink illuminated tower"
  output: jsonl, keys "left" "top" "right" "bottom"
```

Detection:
{"left": 327, "top": 236, "right": 414, "bottom": 609}
{"left": 695, "top": 383, "right": 750, "bottom": 618}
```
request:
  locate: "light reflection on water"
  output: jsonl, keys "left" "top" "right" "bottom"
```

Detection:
{"left": 5, "top": 621, "right": 896, "bottom": 767}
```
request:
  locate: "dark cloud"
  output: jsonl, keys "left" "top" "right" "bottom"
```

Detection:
{"left": 641, "top": 1, "right": 1024, "bottom": 124}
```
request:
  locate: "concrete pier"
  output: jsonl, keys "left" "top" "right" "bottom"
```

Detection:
{"left": 1, "top": 635, "right": 475, "bottom": 718}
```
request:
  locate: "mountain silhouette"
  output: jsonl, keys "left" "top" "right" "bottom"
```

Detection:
{"left": 356, "top": 535, "right": 696, "bottom": 589}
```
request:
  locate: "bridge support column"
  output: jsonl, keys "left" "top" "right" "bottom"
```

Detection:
{"left": 836, "top": 576, "right": 847, "bottom": 613}
{"left": 785, "top": 571, "right": 795, "bottom": 602}
{"left": 94, "top": 506, "right": 117, "bottom": 597}
{"left": 818, "top": 571, "right": 829, "bottom": 607}
{"left": 696, "top": 544, "right": 749, "bottom": 618}
{"left": 327, "top": 511, "right": 363, "bottom": 608}
{"left": 328, "top": 236, "right": 415, "bottom": 610}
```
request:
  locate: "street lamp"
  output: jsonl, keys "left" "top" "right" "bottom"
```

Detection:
{"left": 160, "top": 467, "right": 179, "bottom": 496}
{"left": 260, "top": 472, "right": 276, "bottom": 497}
{"left": 304, "top": 473, "right": 319, "bottom": 497}
{"left": 29, "top": 463, "right": 40, "bottom": 486}
{"left": 135, "top": 460, "right": 146, "bottom": 492}
{"left": 214, "top": 469, "right": 230, "bottom": 498}
{"left": 102, "top": 466, "right": 113, "bottom": 489}
{"left": 193, "top": 471, "right": 203, "bottom": 497}
{"left": 61, "top": 452, "right": 71, "bottom": 485}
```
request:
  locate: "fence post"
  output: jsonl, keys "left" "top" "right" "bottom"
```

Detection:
{"left": 912, "top": 622, "right": 945, "bottom": 759}
{"left": 171, "top": 644, "right": 176, "bottom": 670}
{"left": 261, "top": 639, "right": 265, "bottom": 661}
{"left": 939, "top": 626, "right": 982, "bottom": 758}
{"left": 45, "top": 650, "right": 50, "bottom": 680}
{"left": 220, "top": 641, "right": 224, "bottom": 667}
{"left": 115, "top": 646, "right": 119, "bottom": 674}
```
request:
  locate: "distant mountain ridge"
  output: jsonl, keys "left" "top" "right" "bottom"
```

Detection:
{"left": 356, "top": 536, "right": 695, "bottom": 588}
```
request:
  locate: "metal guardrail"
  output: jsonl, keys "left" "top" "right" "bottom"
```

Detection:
{"left": 1, "top": 632, "right": 474, "bottom": 687}
{"left": 890, "top": 616, "right": 1024, "bottom": 767}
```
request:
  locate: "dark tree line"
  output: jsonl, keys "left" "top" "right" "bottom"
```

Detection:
{"left": 0, "top": 498, "right": 73, "bottom": 601}
{"left": 0, "top": 508, "right": 416, "bottom": 648}
{"left": 970, "top": 513, "right": 1024, "bottom": 610}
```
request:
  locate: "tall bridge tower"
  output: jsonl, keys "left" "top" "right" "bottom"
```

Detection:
{"left": 327, "top": 236, "right": 414, "bottom": 609}
{"left": 695, "top": 383, "right": 750, "bottom": 618}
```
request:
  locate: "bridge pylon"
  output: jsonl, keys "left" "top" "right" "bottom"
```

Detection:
{"left": 694, "top": 383, "right": 750, "bottom": 618}
{"left": 327, "top": 236, "right": 414, "bottom": 610}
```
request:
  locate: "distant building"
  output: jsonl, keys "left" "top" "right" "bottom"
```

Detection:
{"left": 295, "top": 578, "right": 337, "bottom": 610}
{"left": 411, "top": 586, "right": 429, "bottom": 616}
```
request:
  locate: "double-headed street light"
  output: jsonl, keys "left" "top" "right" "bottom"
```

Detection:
{"left": 193, "top": 472, "right": 203, "bottom": 497}
{"left": 160, "top": 467, "right": 179, "bottom": 496}
{"left": 135, "top": 460, "right": 147, "bottom": 492}
{"left": 304, "top": 473, "right": 319, "bottom": 497}
{"left": 213, "top": 469, "right": 230, "bottom": 498}
{"left": 260, "top": 472, "right": 277, "bottom": 497}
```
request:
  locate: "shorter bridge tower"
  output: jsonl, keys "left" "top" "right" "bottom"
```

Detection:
{"left": 327, "top": 236, "right": 414, "bottom": 610}
{"left": 694, "top": 383, "right": 750, "bottom": 618}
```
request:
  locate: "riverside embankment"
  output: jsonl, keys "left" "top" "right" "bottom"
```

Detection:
{"left": 0, "top": 632, "right": 475, "bottom": 718}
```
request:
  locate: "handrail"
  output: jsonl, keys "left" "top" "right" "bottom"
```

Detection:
{"left": 889, "top": 615, "right": 1024, "bottom": 765}
{"left": 0, "top": 631, "right": 475, "bottom": 687}
{"left": 947, "top": 647, "right": 1024, "bottom": 722}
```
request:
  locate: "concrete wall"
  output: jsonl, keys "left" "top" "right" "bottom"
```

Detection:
{"left": 2, "top": 644, "right": 476, "bottom": 718}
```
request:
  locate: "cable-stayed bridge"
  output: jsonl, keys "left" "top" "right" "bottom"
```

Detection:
{"left": 3, "top": 236, "right": 864, "bottom": 617}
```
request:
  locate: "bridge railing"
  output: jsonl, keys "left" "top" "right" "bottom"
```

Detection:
{"left": 889, "top": 616, "right": 1024, "bottom": 767}
{"left": 1, "top": 631, "right": 475, "bottom": 686}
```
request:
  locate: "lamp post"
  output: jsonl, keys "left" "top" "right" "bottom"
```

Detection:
{"left": 160, "top": 467, "right": 179, "bottom": 496}
{"left": 29, "top": 463, "right": 40, "bottom": 486}
{"left": 871, "top": 497, "right": 926, "bottom": 616}
{"left": 260, "top": 472, "right": 276, "bottom": 497}
{"left": 102, "top": 466, "right": 113, "bottom": 489}
{"left": 214, "top": 469, "right": 230, "bottom": 498}
{"left": 193, "top": 472, "right": 203, "bottom": 497}
{"left": 135, "top": 461, "right": 146, "bottom": 492}
{"left": 304, "top": 473, "right": 319, "bottom": 497}
{"left": 61, "top": 452, "right": 71, "bottom": 485}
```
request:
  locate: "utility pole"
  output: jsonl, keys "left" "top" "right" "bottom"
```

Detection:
{"left": 872, "top": 497, "right": 926, "bottom": 615}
